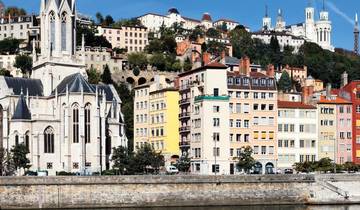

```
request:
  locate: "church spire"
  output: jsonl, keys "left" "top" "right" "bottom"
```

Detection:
{"left": 354, "top": 13, "right": 359, "bottom": 55}
{"left": 265, "top": 5, "right": 268, "bottom": 17}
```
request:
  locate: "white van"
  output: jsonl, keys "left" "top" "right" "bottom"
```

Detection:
{"left": 166, "top": 165, "right": 179, "bottom": 174}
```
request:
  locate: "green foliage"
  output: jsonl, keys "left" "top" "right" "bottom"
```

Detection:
{"left": 206, "top": 41, "right": 226, "bottom": 57}
{"left": 14, "top": 54, "right": 32, "bottom": 77}
{"left": 5, "top": 7, "right": 26, "bottom": 16}
{"left": 127, "top": 52, "right": 148, "bottom": 69}
{"left": 86, "top": 67, "right": 101, "bottom": 84}
{"left": 175, "top": 154, "right": 191, "bottom": 172}
{"left": 56, "top": 171, "right": 76, "bottom": 176}
{"left": 95, "top": 12, "right": 114, "bottom": 26}
{"left": 343, "top": 162, "right": 359, "bottom": 172}
{"left": 112, "top": 18, "right": 142, "bottom": 27}
{"left": 0, "top": 148, "right": 15, "bottom": 176}
{"left": 113, "top": 47, "right": 127, "bottom": 54}
{"left": 189, "top": 26, "right": 205, "bottom": 42}
{"left": 101, "top": 64, "right": 113, "bottom": 84}
{"left": 11, "top": 143, "right": 30, "bottom": 173}
{"left": 149, "top": 53, "right": 166, "bottom": 70}
{"left": 111, "top": 146, "right": 133, "bottom": 175}
{"left": 0, "top": 68, "right": 11, "bottom": 77}
{"left": 206, "top": 28, "right": 221, "bottom": 39}
{"left": 183, "top": 57, "right": 192, "bottom": 72}
{"left": 278, "top": 71, "right": 292, "bottom": 93}
{"left": 0, "top": 38, "right": 20, "bottom": 54}
{"left": 315, "top": 158, "right": 333, "bottom": 173}
{"left": 76, "top": 25, "right": 112, "bottom": 48}
{"left": 236, "top": 146, "right": 256, "bottom": 173}
{"left": 115, "top": 83, "right": 134, "bottom": 151}
{"left": 132, "top": 143, "right": 164, "bottom": 174}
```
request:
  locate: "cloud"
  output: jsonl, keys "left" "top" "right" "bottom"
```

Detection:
{"left": 325, "top": 0, "right": 355, "bottom": 26}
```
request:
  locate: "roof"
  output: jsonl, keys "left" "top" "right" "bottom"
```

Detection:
{"left": 178, "top": 62, "right": 227, "bottom": 77}
{"left": 278, "top": 101, "right": 316, "bottom": 109}
{"left": 12, "top": 93, "right": 31, "bottom": 120}
{"left": 202, "top": 13, "right": 212, "bottom": 22}
{"left": 182, "top": 16, "right": 201, "bottom": 23}
{"left": 317, "top": 96, "right": 352, "bottom": 104}
{"left": 224, "top": 56, "right": 240, "bottom": 66}
{"left": 214, "top": 19, "right": 239, "bottom": 24}
{"left": 4, "top": 77, "right": 43, "bottom": 96}
{"left": 252, "top": 30, "right": 304, "bottom": 40}
{"left": 53, "top": 73, "right": 95, "bottom": 95}
{"left": 168, "top": 8, "right": 180, "bottom": 14}
{"left": 95, "top": 84, "right": 115, "bottom": 102}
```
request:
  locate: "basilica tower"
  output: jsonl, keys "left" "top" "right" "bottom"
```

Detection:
{"left": 305, "top": 1, "right": 316, "bottom": 42}
{"left": 315, "top": 0, "right": 332, "bottom": 51}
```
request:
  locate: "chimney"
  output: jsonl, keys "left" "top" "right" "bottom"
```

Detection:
{"left": 239, "top": 56, "right": 251, "bottom": 76}
{"left": 202, "top": 52, "right": 211, "bottom": 66}
{"left": 341, "top": 71, "right": 348, "bottom": 88}
{"left": 326, "top": 83, "right": 332, "bottom": 100}
{"left": 302, "top": 85, "right": 314, "bottom": 104}
{"left": 266, "top": 64, "right": 275, "bottom": 77}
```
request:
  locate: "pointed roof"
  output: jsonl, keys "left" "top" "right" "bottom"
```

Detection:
{"left": 12, "top": 93, "right": 31, "bottom": 120}
{"left": 53, "top": 73, "right": 95, "bottom": 95}
{"left": 3, "top": 77, "right": 43, "bottom": 96}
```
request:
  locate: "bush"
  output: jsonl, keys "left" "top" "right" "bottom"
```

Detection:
{"left": 56, "top": 171, "right": 76, "bottom": 176}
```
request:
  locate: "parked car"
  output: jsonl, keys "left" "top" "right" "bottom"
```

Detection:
{"left": 166, "top": 165, "right": 179, "bottom": 175}
{"left": 284, "top": 169, "right": 294, "bottom": 174}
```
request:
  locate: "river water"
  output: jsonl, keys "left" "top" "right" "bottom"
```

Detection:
{"left": 65, "top": 205, "right": 360, "bottom": 210}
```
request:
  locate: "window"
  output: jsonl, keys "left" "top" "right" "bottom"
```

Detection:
{"left": 236, "top": 134, "right": 241, "bottom": 142}
{"left": 213, "top": 106, "right": 220, "bottom": 113}
{"left": 253, "top": 146, "right": 259, "bottom": 154}
{"left": 236, "top": 119, "right": 241, "bottom": 128}
{"left": 300, "top": 140, "right": 305, "bottom": 148}
{"left": 85, "top": 104, "right": 91, "bottom": 143}
{"left": 25, "top": 132, "right": 30, "bottom": 151}
{"left": 278, "top": 140, "right": 283, "bottom": 148}
{"left": 230, "top": 148, "right": 234, "bottom": 156}
{"left": 236, "top": 103, "right": 241, "bottom": 113}
{"left": 212, "top": 164, "right": 220, "bottom": 173}
{"left": 213, "top": 88, "right": 219, "bottom": 96}
{"left": 213, "top": 147, "right": 220, "bottom": 156}
{"left": 213, "top": 133, "right": 220, "bottom": 141}
{"left": 49, "top": 11, "right": 56, "bottom": 50}
{"left": 72, "top": 104, "right": 79, "bottom": 143}
{"left": 15, "top": 134, "right": 19, "bottom": 146}
{"left": 244, "top": 120, "right": 249, "bottom": 128}
{"left": 357, "top": 105, "right": 360, "bottom": 113}
{"left": 261, "top": 146, "right": 266, "bottom": 154}
{"left": 253, "top": 104, "right": 259, "bottom": 111}
{"left": 61, "top": 12, "right": 67, "bottom": 51}
{"left": 44, "top": 126, "right": 55, "bottom": 153}
{"left": 269, "top": 146, "right": 274, "bottom": 155}
{"left": 213, "top": 118, "right": 220, "bottom": 127}
{"left": 229, "top": 103, "right": 233, "bottom": 113}
{"left": 269, "top": 104, "right": 274, "bottom": 111}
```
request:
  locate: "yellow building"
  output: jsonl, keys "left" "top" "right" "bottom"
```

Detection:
{"left": 134, "top": 76, "right": 180, "bottom": 165}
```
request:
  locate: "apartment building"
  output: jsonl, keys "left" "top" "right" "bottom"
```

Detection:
{"left": 178, "top": 62, "right": 230, "bottom": 175}
{"left": 227, "top": 66, "right": 278, "bottom": 174}
{"left": 96, "top": 26, "right": 148, "bottom": 52}
{"left": 134, "top": 76, "right": 180, "bottom": 164}
{"left": 277, "top": 101, "right": 318, "bottom": 170}
{"left": 0, "top": 54, "right": 22, "bottom": 77}
{"left": 0, "top": 15, "right": 39, "bottom": 42}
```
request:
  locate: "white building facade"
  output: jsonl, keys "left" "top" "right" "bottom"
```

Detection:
{"left": 0, "top": 0, "right": 127, "bottom": 176}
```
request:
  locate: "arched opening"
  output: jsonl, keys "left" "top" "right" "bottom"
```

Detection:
{"left": 25, "top": 131, "right": 30, "bottom": 152}
{"left": 165, "top": 78, "right": 171, "bottom": 83}
{"left": 61, "top": 12, "right": 67, "bottom": 51}
{"left": 254, "top": 162, "right": 263, "bottom": 174}
{"left": 72, "top": 103, "right": 79, "bottom": 143}
{"left": 44, "top": 126, "right": 54, "bottom": 154}
{"left": 49, "top": 11, "right": 56, "bottom": 52}
{"left": 138, "top": 77, "right": 147, "bottom": 85}
{"left": 84, "top": 103, "right": 91, "bottom": 144}
{"left": 265, "top": 162, "right": 274, "bottom": 174}
{"left": 150, "top": 77, "right": 155, "bottom": 82}
{"left": 0, "top": 105, "right": 3, "bottom": 148}
{"left": 105, "top": 129, "right": 112, "bottom": 170}
{"left": 14, "top": 132, "right": 19, "bottom": 146}
{"left": 126, "top": 77, "right": 135, "bottom": 85}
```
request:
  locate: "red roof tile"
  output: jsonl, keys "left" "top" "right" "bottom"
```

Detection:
{"left": 278, "top": 101, "right": 316, "bottom": 109}
{"left": 317, "top": 96, "right": 352, "bottom": 104}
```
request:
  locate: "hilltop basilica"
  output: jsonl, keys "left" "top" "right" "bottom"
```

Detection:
{"left": 0, "top": 0, "right": 127, "bottom": 175}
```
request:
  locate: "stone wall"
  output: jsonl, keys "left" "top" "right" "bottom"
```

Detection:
{"left": 0, "top": 174, "right": 359, "bottom": 209}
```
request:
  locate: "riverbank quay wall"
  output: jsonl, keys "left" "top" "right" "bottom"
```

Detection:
{"left": 1, "top": 174, "right": 360, "bottom": 209}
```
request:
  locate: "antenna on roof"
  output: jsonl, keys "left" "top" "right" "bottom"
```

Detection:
{"left": 265, "top": 5, "right": 268, "bottom": 17}
{"left": 322, "top": 0, "right": 326, "bottom": 11}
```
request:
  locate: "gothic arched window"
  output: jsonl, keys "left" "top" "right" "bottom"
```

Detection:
{"left": 15, "top": 132, "right": 19, "bottom": 146}
{"left": 44, "top": 126, "right": 54, "bottom": 153}
{"left": 84, "top": 103, "right": 91, "bottom": 143}
{"left": 61, "top": 12, "right": 67, "bottom": 51}
{"left": 49, "top": 11, "right": 56, "bottom": 51}
{"left": 72, "top": 104, "right": 79, "bottom": 143}
{"left": 25, "top": 131, "right": 30, "bottom": 152}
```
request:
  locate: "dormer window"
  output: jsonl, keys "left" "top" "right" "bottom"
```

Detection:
{"left": 253, "top": 79, "right": 258, "bottom": 86}
{"left": 260, "top": 79, "right": 266, "bottom": 86}
{"left": 235, "top": 78, "right": 241, "bottom": 85}
{"left": 227, "top": 77, "right": 233, "bottom": 85}
{"left": 243, "top": 78, "right": 249, "bottom": 86}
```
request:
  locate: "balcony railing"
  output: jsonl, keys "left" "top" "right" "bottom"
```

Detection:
{"left": 179, "top": 98, "right": 190, "bottom": 105}
{"left": 179, "top": 112, "right": 190, "bottom": 119}
{"left": 194, "top": 95, "right": 230, "bottom": 102}
{"left": 179, "top": 141, "right": 190, "bottom": 147}
{"left": 179, "top": 126, "right": 191, "bottom": 133}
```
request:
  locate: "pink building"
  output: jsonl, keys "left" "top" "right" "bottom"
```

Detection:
{"left": 336, "top": 101, "right": 353, "bottom": 164}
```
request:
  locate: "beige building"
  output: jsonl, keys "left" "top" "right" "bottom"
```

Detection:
{"left": 133, "top": 76, "right": 180, "bottom": 165}
{"left": 96, "top": 26, "right": 148, "bottom": 52}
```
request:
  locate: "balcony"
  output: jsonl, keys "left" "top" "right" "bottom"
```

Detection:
{"left": 179, "top": 98, "right": 190, "bottom": 105}
{"left": 179, "top": 112, "right": 190, "bottom": 119}
{"left": 179, "top": 126, "right": 191, "bottom": 133}
{"left": 194, "top": 95, "right": 230, "bottom": 102}
{"left": 179, "top": 141, "right": 190, "bottom": 147}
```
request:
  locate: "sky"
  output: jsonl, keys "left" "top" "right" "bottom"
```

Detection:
{"left": 3, "top": 0, "right": 360, "bottom": 50}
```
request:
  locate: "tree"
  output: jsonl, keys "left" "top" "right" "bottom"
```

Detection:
{"left": 0, "top": 148, "right": 15, "bottom": 176}
{"left": 236, "top": 146, "right": 256, "bottom": 174}
{"left": 111, "top": 146, "right": 133, "bottom": 175}
{"left": 127, "top": 52, "right": 148, "bottom": 69}
{"left": 86, "top": 67, "right": 101, "bottom": 84}
{"left": 206, "top": 28, "right": 221, "bottom": 39}
{"left": 278, "top": 71, "right": 292, "bottom": 93}
{"left": 101, "top": 64, "right": 113, "bottom": 84}
{"left": 104, "top": 15, "right": 114, "bottom": 26}
{"left": 229, "top": 28, "right": 255, "bottom": 59}
{"left": 11, "top": 143, "right": 30, "bottom": 175}
{"left": 343, "top": 162, "right": 358, "bottom": 173}
{"left": 183, "top": 57, "right": 192, "bottom": 72}
{"left": 76, "top": 25, "right": 112, "bottom": 48}
{"left": 0, "top": 68, "right": 11, "bottom": 77}
{"left": 206, "top": 41, "right": 226, "bottom": 58}
{"left": 315, "top": 158, "right": 333, "bottom": 173}
{"left": 0, "top": 38, "right": 20, "bottom": 54}
{"left": 14, "top": 54, "right": 32, "bottom": 78}
{"left": 189, "top": 26, "right": 205, "bottom": 42}
{"left": 132, "top": 143, "right": 164, "bottom": 174}
{"left": 112, "top": 18, "right": 142, "bottom": 28}
{"left": 175, "top": 154, "right": 191, "bottom": 172}
{"left": 149, "top": 53, "right": 166, "bottom": 70}
{"left": 95, "top": 12, "right": 104, "bottom": 25}
{"left": 5, "top": 7, "right": 26, "bottom": 17}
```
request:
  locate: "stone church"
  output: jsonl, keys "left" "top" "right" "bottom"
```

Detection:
{"left": 0, "top": 0, "right": 127, "bottom": 175}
